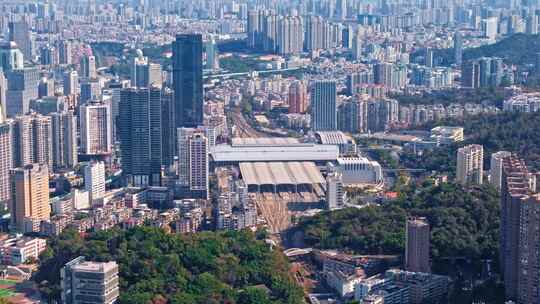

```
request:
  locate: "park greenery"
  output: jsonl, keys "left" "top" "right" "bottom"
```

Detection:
{"left": 404, "top": 111, "right": 540, "bottom": 173}
{"left": 297, "top": 182, "right": 500, "bottom": 266}
{"left": 415, "top": 33, "right": 540, "bottom": 66}
{"left": 391, "top": 87, "right": 507, "bottom": 107}
{"left": 34, "top": 227, "right": 303, "bottom": 304}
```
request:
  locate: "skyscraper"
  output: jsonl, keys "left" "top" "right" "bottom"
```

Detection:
{"left": 51, "top": 111, "right": 78, "bottom": 170}
{"left": 338, "top": 100, "right": 367, "bottom": 133}
{"left": 454, "top": 31, "right": 463, "bottom": 66}
{"left": 131, "top": 50, "right": 162, "bottom": 88}
{"left": 0, "top": 122, "right": 12, "bottom": 208}
{"left": 12, "top": 113, "right": 52, "bottom": 169}
{"left": 425, "top": 48, "right": 434, "bottom": 68}
{"left": 8, "top": 21, "right": 32, "bottom": 60}
{"left": 172, "top": 34, "right": 203, "bottom": 129}
{"left": 405, "top": 217, "right": 430, "bottom": 273}
{"left": 277, "top": 16, "right": 304, "bottom": 55}
{"left": 482, "top": 17, "right": 498, "bottom": 40}
{"left": 462, "top": 61, "right": 480, "bottom": 88}
{"left": 58, "top": 40, "right": 72, "bottom": 65}
{"left": 61, "top": 257, "right": 119, "bottom": 304}
{"left": 288, "top": 81, "right": 307, "bottom": 114}
{"left": 84, "top": 161, "right": 106, "bottom": 205}
{"left": 490, "top": 151, "right": 512, "bottom": 191}
{"left": 161, "top": 88, "right": 176, "bottom": 168}
{"left": 517, "top": 194, "right": 540, "bottom": 304}
{"left": 63, "top": 70, "right": 79, "bottom": 96}
{"left": 0, "top": 70, "right": 6, "bottom": 122}
{"left": 0, "top": 41, "right": 24, "bottom": 72}
{"left": 305, "top": 16, "right": 325, "bottom": 51}
{"left": 80, "top": 102, "right": 112, "bottom": 155}
{"left": 118, "top": 87, "right": 163, "bottom": 187}
{"left": 456, "top": 144, "right": 484, "bottom": 186}
{"left": 310, "top": 80, "right": 337, "bottom": 131}
{"left": 6, "top": 67, "right": 40, "bottom": 117}
{"left": 352, "top": 29, "right": 362, "bottom": 61}
{"left": 188, "top": 132, "right": 209, "bottom": 200}
{"left": 80, "top": 55, "right": 97, "bottom": 79}
{"left": 500, "top": 155, "right": 537, "bottom": 300}
{"left": 177, "top": 128, "right": 210, "bottom": 199}
{"left": 204, "top": 37, "right": 219, "bottom": 70}
{"left": 10, "top": 164, "right": 50, "bottom": 232}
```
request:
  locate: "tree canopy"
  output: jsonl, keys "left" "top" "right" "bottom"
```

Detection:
{"left": 297, "top": 182, "right": 500, "bottom": 263}
{"left": 34, "top": 227, "right": 303, "bottom": 304}
{"left": 405, "top": 112, "right": 540, "bottom": 173}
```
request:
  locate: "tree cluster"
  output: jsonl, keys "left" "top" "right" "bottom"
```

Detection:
{"left": 34, "top": 227, "right": 303, "bottom": 304}
{"left": 297, "top": 182, "right": 500, "bottom": 263}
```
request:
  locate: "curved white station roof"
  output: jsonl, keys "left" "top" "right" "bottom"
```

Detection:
{"left": 239, "top": 162, "right": 325, "bottom": 186}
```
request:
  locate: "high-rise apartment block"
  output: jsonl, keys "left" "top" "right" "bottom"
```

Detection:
{"left": 51, "top": 111, "right": 78, "bottom": 170}
{"left": 456, "top": 144, "right": 484, "bottom": 186}
{"left": 288, "top": 81, "right": 307, "bottom": 114}
{"left": 277, "top": 16, "right": 304, "bottom": 55}
{"left": 12, "top": 113, "right": 52, "bottom": 168}
{"left": 84, "top": 161, "right": 106, "bottom": 205}
{"left": 80, "top": 102, "right": 112, "bottom": 155}
{"left": 311, "top": 80, "right": 337, "bottom": 131}
{"left": 405, "top": 217, "right": 430, "bottom": 273}
{"left": 490, "top": 151, "right": 512, "bottom": 191}
{"left": 61, "top": 256, "right": 119, "bottom": 304}
{"left": 189, "top": 132, "right": 209, "bottom": 199}
{"left": 10, "top": 164, "right": 50, "bottom": 232}
{"left": 177, "top": 128, "right": 209, "bottom": 199}
{"left": 500, "top": 155, "right": 537, "bottom": 301}
{"left": 326, "top": 170, "right": 344, "bottom": 210}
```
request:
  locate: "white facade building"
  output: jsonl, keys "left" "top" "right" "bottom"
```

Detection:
{"left": 84, "top": 161, "right": 106, "bottom": 205}
{"left": 336, "top": 157, "right": 383, "bottom": 185}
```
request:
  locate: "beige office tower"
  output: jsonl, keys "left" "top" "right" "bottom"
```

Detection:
{"left": 80, "top": 103, "right": 112, "bottom": 155}
{"left": 456, "top": 144, "right": 484, "bottom": 186}
{"left": 178, "top": 127, "right": 212, "bottom": 198}
{"left": 10, "top": 164, "right": 50, "bottom": 232}
{"left": 51, "top": 111, "right": 78, "bottom": 170}
{"left": 405, "top": 217, "right": 430, "bottom": 273}
{"left": 189, "top": 132, "right": 209, "bottom": 200}
{"left": 12, "top": 113, "right": 52, "bottom": 169}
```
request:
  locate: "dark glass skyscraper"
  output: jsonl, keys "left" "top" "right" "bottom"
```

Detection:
{"left": 118, "top": 87, "right": 163, "bottom": 187}
{"left": 172, "top": 34, "right": 203, "bottom": 128}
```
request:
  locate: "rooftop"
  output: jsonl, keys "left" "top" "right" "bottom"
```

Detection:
{"left": 240, "top": 161, "right": 325, "bottom": 186}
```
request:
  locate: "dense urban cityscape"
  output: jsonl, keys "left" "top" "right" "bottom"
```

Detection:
{"left": 0, "top": 0, "right": 539, "bottom": 303}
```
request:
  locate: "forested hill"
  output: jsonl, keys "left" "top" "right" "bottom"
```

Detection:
{"left": 34, "top": 227, "right": 304, "bottom": 304}
{"left": 415, "top": 34, "right": 540, "bottom": 66}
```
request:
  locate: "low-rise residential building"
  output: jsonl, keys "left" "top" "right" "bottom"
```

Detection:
{"left": 0, "top": 236, "right": 47, "bottom": 265}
